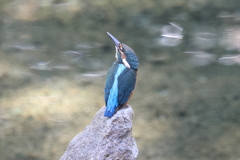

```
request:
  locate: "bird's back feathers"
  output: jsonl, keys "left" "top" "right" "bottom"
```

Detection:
{"left": 104, "top": 62, "right": 137, "bottom": 117}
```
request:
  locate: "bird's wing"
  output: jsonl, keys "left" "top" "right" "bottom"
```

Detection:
{"left": 117, "top": 68, "right": 137, "bottom": 106}
{"left": 104, "top": 62, "right": 118, "bottom": 105}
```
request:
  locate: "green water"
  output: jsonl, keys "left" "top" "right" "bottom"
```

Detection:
{"left": 1, "top": 0, "right": 240, "bottom": 160}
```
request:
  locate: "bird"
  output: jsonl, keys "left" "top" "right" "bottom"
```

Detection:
{"left": 104, "top": 32, "right": 139, "bottom": 118}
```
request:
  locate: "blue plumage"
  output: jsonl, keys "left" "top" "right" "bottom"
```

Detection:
{"left": 104, "top": 32, "right": 138, "bottom": 118}
{"left": 104, "top": 64, "right": 126, "bottom": 117}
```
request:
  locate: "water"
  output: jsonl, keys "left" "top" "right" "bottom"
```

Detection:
{"left": 1, "top": 0, "right": 240, "bottom": 160}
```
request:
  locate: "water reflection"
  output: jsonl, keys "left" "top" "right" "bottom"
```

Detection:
{"left": 74, "top": 43, "right": 103, "bottom": 50}
{"left": 30, "top": 61, "right": 70, "bottom": 71}
{"left": 48, "top": 117, "right": 69, "bottom": 126}
{"left": 185, "top": 51, "right": 216, "bottom": 66}
{"left": 1, "top": 1, "right": 240, "bottom": 160}
{"left": 2, "top": 43, "right": 37, "bottom": 51}
{"left": 219, "top": 54, "right": 240, "bottom": 65}
{"left": 30, "top": 61, "right": 52, "bottom": 70}
{"left": 220, "top": 27, "right": 240, "bottom": 51}
{"left": 160, "top": 22, "right": 183, "bottom": 46}
{"left": 75, "top": 71, "right": 106, "bottom": 82}
{"left": 191, "top": 28, "right": 217, "bottom": 50}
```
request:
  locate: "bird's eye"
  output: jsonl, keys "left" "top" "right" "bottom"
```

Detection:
{"left": 119, "top": 44, "right": 125, "bottom": 52}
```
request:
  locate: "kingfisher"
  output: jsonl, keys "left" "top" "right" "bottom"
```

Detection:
{"left": 104, "top": 32, "right": 139, "bottom": 118}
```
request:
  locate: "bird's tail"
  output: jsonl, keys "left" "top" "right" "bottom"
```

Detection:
{"left": 104, "top": 107, "right": 116, "bottom": 118}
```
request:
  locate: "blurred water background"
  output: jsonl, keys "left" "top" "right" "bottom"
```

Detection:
{"left": 1, "top": 0, "right": 240, "bottom": 160}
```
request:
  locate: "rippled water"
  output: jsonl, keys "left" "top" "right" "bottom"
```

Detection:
{"left": 1, "top": 1, "right": 240, "bottom": 160}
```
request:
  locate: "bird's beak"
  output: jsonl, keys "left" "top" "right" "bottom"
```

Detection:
{"left": 107, "top": 32, "right": 121, "bottom": 49}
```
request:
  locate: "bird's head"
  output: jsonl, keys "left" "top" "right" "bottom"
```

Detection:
{"left": 107, "top": 32, "right": 138, "bottom": 70}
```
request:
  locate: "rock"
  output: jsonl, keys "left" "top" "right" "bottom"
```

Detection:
{"left": 60, "top": 105, "right": 138, "bottom": 160}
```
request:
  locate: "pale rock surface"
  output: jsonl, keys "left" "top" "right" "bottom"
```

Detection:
{"left": 60, "top": 105, "right": 138, "bottom": 160}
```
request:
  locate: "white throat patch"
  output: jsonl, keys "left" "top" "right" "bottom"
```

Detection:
{"left": 122, "top": 59, "right": 130, "bottom": 69}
